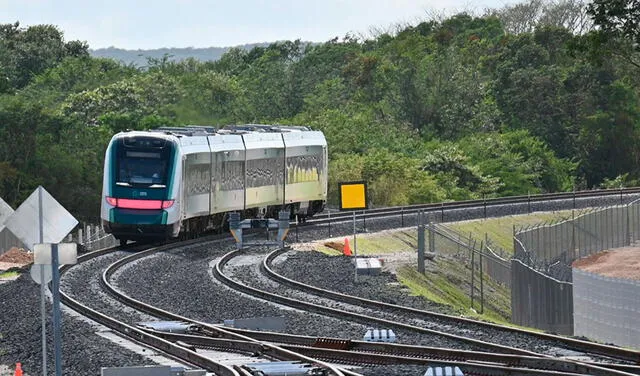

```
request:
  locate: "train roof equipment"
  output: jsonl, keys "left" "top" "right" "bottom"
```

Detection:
{"left": 145, "top": 124, "right": 313, "bottom": 138}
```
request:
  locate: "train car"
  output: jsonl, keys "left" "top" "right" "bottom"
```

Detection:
{"left": 100, "top": 124, "right": 327, "bottom": 244}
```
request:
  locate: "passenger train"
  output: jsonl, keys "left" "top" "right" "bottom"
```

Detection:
{"left": 100, "top": 124, "right": 327, "bottom": 244}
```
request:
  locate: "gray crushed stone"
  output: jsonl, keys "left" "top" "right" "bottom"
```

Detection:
{"left": 1, "top": 194, "right": 636, "bottom": 376}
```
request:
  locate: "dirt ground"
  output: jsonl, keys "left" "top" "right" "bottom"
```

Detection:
{"left": 572, "top": 247, "right": 640, "bottom": 281}
{"left": 0, "top": 247, "right": 33, "bottom": 271}
{"left": 288, "top": 230, "right": 417, "bottom": 275}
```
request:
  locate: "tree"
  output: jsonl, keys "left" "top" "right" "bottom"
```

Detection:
{"left": 577, "top": 80, "right": 640, "bottom": 186}
{"left": 0, "top": 22, "right": 88, "bottom": 92}
{"left": 60, "top": 72, "right": 180, "bottom": 129}
{"left": 586, "top": 0, "right": 640, "bottom": 68}
{"left": 489, "top": 0, "right": 592, "bottom": 35}
{"left": 588, "top": 0, "right": 640, "bottom": 48}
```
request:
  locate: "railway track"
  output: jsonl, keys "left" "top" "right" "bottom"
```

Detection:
{"left": 59, "top": 240, "right": 352, "bottom": 376}
{"left": 211, "top": 247, "right": 640, "bottom": 375}
{"left": 142, "top": 328, "right": 639, "bottom": 376}
{"left": 49, "top": 188, "right": 640, "bottom": 375}
{"left": 307, "top": 187, "right": 640, "bottom": 225}
{"left": 264, "top": 247, "right": 640, "bottom": 366}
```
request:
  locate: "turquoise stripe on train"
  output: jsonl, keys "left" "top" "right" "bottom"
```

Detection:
{"left": 110, "top": 209, "right": 167, "bottom": 225}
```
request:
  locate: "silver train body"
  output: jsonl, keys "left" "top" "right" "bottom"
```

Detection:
{"left": 100, "top": 125, "right": 327, "bottom": 242}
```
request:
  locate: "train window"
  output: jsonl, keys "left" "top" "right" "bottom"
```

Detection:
{"left": 126, "top": 151, "right": 161, "bottom": 159}
{"left": 117, "top": 153, "right": 168, "bottom": 186}
{"left": 123, "top": 137, "right": 166, "bottom": 148}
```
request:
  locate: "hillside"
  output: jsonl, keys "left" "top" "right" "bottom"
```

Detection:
{"left": 89, "top": 43, "right": 273, "bottom": 66}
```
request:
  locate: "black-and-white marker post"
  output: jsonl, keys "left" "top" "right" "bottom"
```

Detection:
{"left": 34, "top": 242, "right": 77, "bottom": 376}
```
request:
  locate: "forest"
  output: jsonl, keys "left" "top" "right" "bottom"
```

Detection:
{"left": 0, "top": 0, "right": 639, "bottom": 221}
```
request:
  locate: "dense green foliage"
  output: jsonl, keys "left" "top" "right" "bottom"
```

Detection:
{"left": 1, "top": 1, "right": 639, "bottom": 221}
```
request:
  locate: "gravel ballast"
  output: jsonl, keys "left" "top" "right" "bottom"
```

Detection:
{"left": 1, "top": 194, "right": 637, "bottom": 376}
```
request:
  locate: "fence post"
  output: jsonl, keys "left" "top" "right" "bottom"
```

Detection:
{"left": 470, "top": 245, "right": 475, "bottom": 311}
{"left": 417, "top": 211, "right": 425, "bottom": 274}
{"left": 627, "top": 205, "right": 631, "bottom": 246}
{"left": 363, "top": 209, "right": 367, "bottom": 232}
{"left": 512, "top": 225, "right": 516, "bottom": 257}
{"left": 480, "top": 240, "right": 484, "bottom": 315}
{"left": 295, "top": 215, "right": 299, "bottom": 243}
{"left": 429, "top": 222, "right": 435, "bottom": 256}
{"left": 483, "top": 194, "right": 487, "bottom": 219}
{"left": 620, "top": 187, "right": 623, "bottom": 205}
{"left": 571, "top": 210, "right": 576, "bottom": 261}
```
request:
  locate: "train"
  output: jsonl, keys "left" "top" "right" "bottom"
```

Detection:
{"left": 100, "top": 124, "right": 328, "bottom": 245}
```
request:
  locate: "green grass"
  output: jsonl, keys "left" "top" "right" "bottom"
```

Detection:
{"left": 446, "top": 210, "right": 585, "bottom": 253}
{"left": 311, "top": 210, "right": 583, "bottom": 328}
{"left": 0, "top": 271, "right": 18, "bottom": 279}
{"left": 316, "top": 230, "right": 418, "bottom": 256}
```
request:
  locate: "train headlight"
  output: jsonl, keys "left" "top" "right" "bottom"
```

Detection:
{"left": 105, "top": 197, "right": 175, "bottom": 210}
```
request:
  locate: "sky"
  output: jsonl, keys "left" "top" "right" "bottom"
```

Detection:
{"left": 1, "top": 0, "right": 511, "bottom": 50}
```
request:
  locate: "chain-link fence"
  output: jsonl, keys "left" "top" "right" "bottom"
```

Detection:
{"left": 421, "top": 223, "right": 512, "bottom": 314}
{"left": 511, "top": 258, "right": 574, "bottom": 334}
{"left": 573, "top": 268, "right": 640, "bottom": 349}
{"left": 66, "top": 223, "right": 118, "bottom": 252}
{"left": 514, "top": 200, "right": 640, "bottom": 281}
{"left": 511, "top": 199, "right": 640, "bottom": 335}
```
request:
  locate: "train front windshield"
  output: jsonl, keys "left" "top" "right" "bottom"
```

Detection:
{"left": 116, "top": 137, "right": 172, "bottom": 187}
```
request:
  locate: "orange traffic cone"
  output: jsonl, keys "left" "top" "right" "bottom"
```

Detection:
{"left": 14, "top": 363, "right": 23, "bottom": 376}
{"left": 343, "top": 237, "right": 352, "bottom": 256}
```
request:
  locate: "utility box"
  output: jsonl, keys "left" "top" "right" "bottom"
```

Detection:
{"left": 355, "top": 257, "right": 382, "bottom": 275}
{"left": 363, "top": 328, "right": 396, "bottom": 343}
{"left": 241, "top": 361, "right": 323, "bottom": 376}
{"left": 423, "top": 366, "right": 465, "bottom": 376}
{"left": 101, "top": 366, "right": 206, "bottom": 376}
{"left": 223, "top": 316, "right": 285, "bottom": 331}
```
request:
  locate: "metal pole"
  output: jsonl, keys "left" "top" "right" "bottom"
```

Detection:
{"left": 483, "top": 194, "right": 487, "bottom": 219}
{"left": 627, "top": 206, "right": 631, "bottom": 245}
{"left": 363, "top": 209, "right": 366, "bottom": 232}
{"left": 295, "top": 215, "right": 299, "bottom": 243}
{"left": 572, "top": 210, "right": 576, "bottom": 261}
{"left": 480, "top": 241, "right": 484, "bottom": 314}
{"left": 470, "top": 247, "right": 475, "bottom": 310}
{"left": 417, "top": 211, "right": 425, "bottom": 274}
{"left": 353, "top": 211, "right": 357, "bottom": 282}
{"left": 429, "top": 222, "right": 435, "bottom": 256}
{"left": 51, "top": 243, "right": 62, "bottom": 376}
{"left": 38, "top": 187, "right": 47, "bottom": 376}
{"left": 620, "top": 187, "right": 623, "bottom": 205}
{"left": 328, "top": 209, "right": 331, "bottom": 238}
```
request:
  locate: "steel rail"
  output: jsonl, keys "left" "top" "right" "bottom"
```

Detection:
{"left": 214, "top": 249, "right": 551, "bottom": 357}
{"left": 217, "top": 329, "right": 640, "bottom": 375}
{"left": 98, "top": 241, "right": 351, "bottom": 376}
{"left": 144, "top": 329, "right": 638, "bottom": 376}
{"left": 264, "top": 247, "right": 640, "bottom": 365}
{"left": 58, "top": 242, "right": 241, "bottom": 376}
{"left": 306, "top": 187, "right": 640, "bottom": 224}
